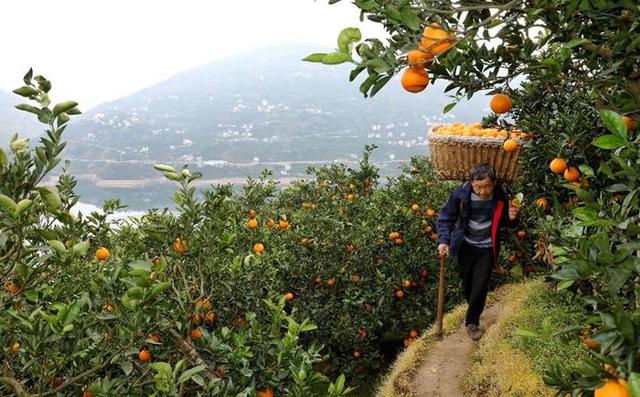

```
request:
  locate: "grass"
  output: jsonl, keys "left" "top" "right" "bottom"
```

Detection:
{"left": 374, "top": 278, "right": 589, "bottom": 397}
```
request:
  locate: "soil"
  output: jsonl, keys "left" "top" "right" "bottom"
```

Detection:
{"left": 412, "top": 301, "right": 505, "bottom": 397}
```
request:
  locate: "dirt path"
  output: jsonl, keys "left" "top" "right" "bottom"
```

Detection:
{"left": 412, "top": 301, "right": 505, "bottom": 397}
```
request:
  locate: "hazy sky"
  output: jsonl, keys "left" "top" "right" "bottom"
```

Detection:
{"left": 0, "top": 0, "right": 386, "bottom": 110}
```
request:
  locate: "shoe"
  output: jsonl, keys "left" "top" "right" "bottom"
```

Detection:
{"left": 466, "top": 324, "right": 484, "bottom": 341}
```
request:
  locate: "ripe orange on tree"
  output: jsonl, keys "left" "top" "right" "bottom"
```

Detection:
{"left": 11, "top": 342, "right": 20, "bottom": 353}
{"left": 411, "top": 203, "right": 420, "bottom": 211}
{"left": 394, "top": 238, "right": 403, "bottom": 246}
{"left": 257, "top": 388, "right": 274, "bottom": 397}
{"left": 353, "top": 350, "right": 361, "bottom": 359}
{"left": 284, "top": 292, "right": 294, "bottom": 301}
{"left": 594, "top": 379, "right": 630, "bottom": 397}
{"left": 95, "top": 247, "right": 110, "bottom": 261}
{"left": 326, "top": 277, "right": 335, "bottom": 286}
{"left": 246, "top": 209, "right": 256, "bottom": 219}
{"left": 624, "top": 115, "right": 635, "bottom": 131}
{"left": 196, "top": 298, "right": 211, "bottom": 310}
{"left": 351, "top": 274, "right": 361, "bottom": 283}
{"left": 396, "top": 289, "right": 405, "bottom": 299}
{"left": 173, "top": 238, "right": 187, "bottom": 254}
{"left": 503, "top": 138, "right": 518, "bottom": 152}
{"left": 580, "top": 335, "right": 600, "bottom": 350}
{"left": 253, "top": 243, "right": 265, "bottom": 254}
{"left": 401, "top": 67, "right": 430, "bottom": 93}
{"left": 549, "top": 158, "right": 568, "bottom": 174}
{"left": 359, "top": 328, "right": 368, "bottom": 338}
{"left": 535, "top": 198, "right": 549, "bottom": 208}
{"left": 420, "top": 23, "right": 455, "bottom": 55}
{"left": 430, "top": 233, "right": 438, "bottom": 242}
{"left": 389, "top": 231, "right": 400, "bottom": 240}
{"left": 409, "top": 329, "right": 419, "bottom": 338}
{"left": 138, "top": 349, "right": 152, "bottom": 362}
{"left": 148, "top": 334, "right": 160, "bottom": 343}
{"left": 191, "top": 328, "right": 203, "bottom": 340}
{"left": 3, "top": 283, "right": 20, "bottom": 293}
{"left": 346, "top": 244, "right": 354, "bottom": 253}
{"left": 426, "top": 208, "right": 436, "bottom": 217}
{"left": 266, "top": 219, "right": 275, "bottom": 228}
{"left": 407, "top": 49, "right": 433, "bottom": 68}
{"left": 403, "top": 279, "right": 411, "bottom": 288}
{"left": 204, "top": 311, "right": 217, "bottom": 324}
{"left": 247, "top": 218, "right": 258, "bottom": 229}
{"left": 82, "top": 391, "right": 94, "bottom": 397}
{"left": 564, "top": 167, "right": 580, "bottom": 182}
{"left": 278, "top": 220, "right": 289, "bottom": 230}
{"left": 490, "top": 94, "right": 513, "bottom": 114}
{"left": 516, "top": 230, "right": 527, "bottom": 239}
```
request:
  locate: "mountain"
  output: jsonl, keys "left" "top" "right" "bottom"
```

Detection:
{"left": 2, "top": 44, "right": 489, "bottom": 209}
{"left": 0, "top": 89, "right": 43, "bottom": 143}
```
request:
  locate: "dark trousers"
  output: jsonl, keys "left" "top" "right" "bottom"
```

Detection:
{"left": 457, "top": 241, "right": 494, "bottom": 326}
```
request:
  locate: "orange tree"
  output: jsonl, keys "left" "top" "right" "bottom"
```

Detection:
{"left": 309, "top": 0, "right": 640, "bottom": 393}
{"left": 0, "top": 72, "right": 355, "bottom": 396}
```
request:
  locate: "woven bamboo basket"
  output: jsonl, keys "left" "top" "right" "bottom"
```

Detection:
{"left": 427, "top": 124, "right": 521, "bottom": 182}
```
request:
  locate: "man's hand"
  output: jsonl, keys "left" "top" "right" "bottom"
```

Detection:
{"left": 437, "top": 243, "right": 449, "bottom": 257}
{"left": 508, "top": 204, "right": 520, "bottom": 221}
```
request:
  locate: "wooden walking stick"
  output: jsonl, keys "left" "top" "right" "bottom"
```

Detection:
{"left": 436, "top": 252, "right": 446, "bottom": 337}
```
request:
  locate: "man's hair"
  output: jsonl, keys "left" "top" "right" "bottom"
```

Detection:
{"left": 469, "top": 163, "right": 496, "bottom": 182}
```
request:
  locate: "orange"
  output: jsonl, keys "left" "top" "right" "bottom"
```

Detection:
{"left": 149, "top": 334, "right": 160, "bottom": 343}
{"left": 516, "top": 230, "right": 527, "bottom": 239}
{"left": 253, "top": 243, "right": 265, "bottom": 254}
{"left": 403, "top": 279, "right": 411, "bottom": 288}
{"left": 191, "top": 328, "right": 203, "bottom": 340}
{"left": 564, "top": 167, "right": 581, "bottom": 182}
{"left": 401, "top": 67, "right": 430, "bottom": 93}
{"left": 389, "top": 231, "right": 400, "bottom": 240}
{"left": 411, "top": 203, "right": 420, "bottom": 211}
{"left": 346, "top": 244, "right": 354, "bottom": 253}
{"left": 396, "top": 289, "right": 405, "bottom": 299}
{"left": 204, "top": 311, "right": 217, "bottom": 324}
{"left": 624, "top": 115, "right": 635, "bottom": 131}
{"left": 11, "top": 342, "right": 20, "bottom": 353}
{"left": 430, "top": 233, "right": 438, "bottom": 242}
{"left": 549, "top": 158, "right": 568, "bottom": 174}
{"left": 346, "top": 193, "right": 354, "bottom": 201}
{"left": 103, "top": 304, "right": 113, "bottom": 313}
{"left": 314, "top": 276, "right": 322, "bottom": 284}
{"left": 192, "top": 313, "right": 202, "bottom": 324}
{"left": 426, "top": 209, "right": 436, "bottom": 217}
{"left": 247, "top": 219, "right": 258, "bottom": 229}
{"left": 503, "top": 139, "right": 518, "bottom": 152}
{"left": 353, "top": 350, "right": 361, "bottom": 359}
{"left": 278, "top": 220, "right": 289, "bottom": 230}
{"left": 266, "top": 219, "right": 275, "bottom": 228}
{"left": 535, "top": 198, "right": 549, "bottom": 208}
{"left": 3, "top": 283, "right": 20, "bottom": 293}
{"left": 351, "top": 274, "right": 361, "bottom": 283}
{"left": 326, "top": 277, "right": 335, "bottom": 286}
{"left": 82, "top": 391, "right": 94, "bottom": 397}
{"left": 404, "top": 337, "right": 415, "bottom": 347}
{"left": 394, "top": 238, "right": 403, "bottom": 246}
{"left": 409, "top": 329, "right": 418, "bottom": 338}
{"left": 196, "top": 298, "right": 211, "bottom": 310}
{"left": 95, "top": 247, "right": 110, "bottom": 261}
{"left": 284, "top": 292, "right": 294, "bottom": 301}
{"left": 173, "top": 238, "right": 187, "bottom": 254}
{"left": 420, "top": 23, "right": 455, "bottom": 55}
{"left": 302, "top": 202, "right": 312, "bottom": 209}
{"left": 247, "top": 209, "right": 256, "bottom": 219}
{"left": 138, "top": 349, "right": 152, "bottom": 362}
{"left": 407, "top": 49, "right": 433, "bottom": 68}
{"left": 594, "top": 380, "right": 630, "bottom": 397}
{"left": 359, "top": 328, "right": 368, "bottom": 338}
{"left": 490, "top": 94, "right": 513, "bottom": 114}
{"left": 581, "top": 335, "right": 599, "bottom": 349}
{"left": 257, "top": 388, "right": 274, "bottom": 397}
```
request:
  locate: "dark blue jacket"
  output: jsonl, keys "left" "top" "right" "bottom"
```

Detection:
{"left": 436, "top": 182, "right": 518, "bottom": 262}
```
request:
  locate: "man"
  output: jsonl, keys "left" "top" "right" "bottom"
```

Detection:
{"left": 436, "top": 163, "right": 519, "bottom": 341}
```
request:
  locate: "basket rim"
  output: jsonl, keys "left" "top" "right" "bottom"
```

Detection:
{"left": 427, "top": 124, "right": 507, "bottom": 144}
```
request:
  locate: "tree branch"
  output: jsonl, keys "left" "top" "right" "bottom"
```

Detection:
{"left": 581, "top": 42, "right": 613, "bottom": 59}
{"left": 168, "top": 328, "right": 216, "bottom": 380}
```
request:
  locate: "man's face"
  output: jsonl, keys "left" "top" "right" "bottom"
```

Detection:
{"left": 471, "top": 177, "right": 495, "bottom": 199}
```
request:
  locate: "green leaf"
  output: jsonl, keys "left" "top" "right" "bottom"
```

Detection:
{"left": 337, "top": 27, "right": 362, "bottom": 53}
{"left": 400, "top": 7, "right": 421, "bottom": 31}
{"left": 443, "top": 102, "right": 457, "bottom": 113}
{"left": 129, "top": 261, "right": 152, "bottom": 273}
{"left": 121, "top": 361, "right": 133, "bottom": 376}
{"left": 629, "top": 372, "right": 640, "bottom": 397}
{"left": 56, "top": 112, "right": 70, "bottom": 126}
{"left": 15, "top": 104, "right": 41, "bottom": 115}
{"left": 13, "top": 86, "right": 38, "bottom": 97}
{"left": 573, "top": 207, "right": 599, "bottom": 222}
{"left": 150, "top": 362, "right": 173, "bottom": 378}
{"left": 556, "top": 280, "right": 575, "bottom": 290}
{"left": 23, "top": 68, "right": 33, "bottom": 85}
{"left": 514, "top": 327, "right": 539, "bottom": 338}
{"left": 302, "top": 53, "right": 328, "bottom": 62}
{"left": 600, "top": 109, "right": 627, "bottom": 139}
{"left": 48, "top": 240, "right": 67, "bottom": 255}
{"left": 578, "top": 164, "right": 594, "bottom": 178}
{"left": 322, "top": 52, "right": 351, "bottom": 65}
{"left": 71, "top": 241, "right": 90, "bottom": 257}
{"left": 52, "top": 101, "right": 79, "bottom": 117}
{"left": 0, "top": 194, "right": 18, "bottom": 217}
{"left": 37, "top": 186, "right": 62, "bottom": 213}
{"left": 593, "top": 134, "right": 626, "bottom": 149}
{"left": 370, "top": 75, "right": 392, "bottom": 97}
{"left": 367, "top": 58, "right": 393, "bottom": 73}
{"left": 150, "top": 282, "right": 172, "bottom": 298}
{"left": 564, "top": 38, "right": 590, "bottom": 48}
{"left": 0, "top": 147, "right": 7, "bottom": 168}
{"left": 349, "top": 65, "right": 366, "bottom": 82}
{"left": 178, "top": 365, "right": 206, "bottom": 384}
{"left": 15, "top": 199, "right": 33, "bottom": 217}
